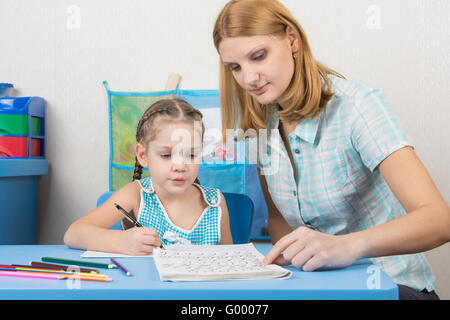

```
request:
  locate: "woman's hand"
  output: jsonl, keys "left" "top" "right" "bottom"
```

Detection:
{"left": 121, "top": 227, "right": 162, "bottom": 256}
{"left": 262, "top": 226, "right": 365, "bottom": 271}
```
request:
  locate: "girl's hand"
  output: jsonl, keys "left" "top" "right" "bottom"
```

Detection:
{"left": 262, "top": 226, "right": 365, "bottom": 271}
{"left": 121, "top": 227, "right": 162, "bottom": 256}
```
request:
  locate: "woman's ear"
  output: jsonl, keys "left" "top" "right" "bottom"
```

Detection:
{"left": 285, "top": 25, "right": 299, "bottom": 54}
{"left": 135, "top": 143, "right": 148, "bottom": 167}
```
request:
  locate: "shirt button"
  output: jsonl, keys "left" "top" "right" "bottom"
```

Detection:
{"left": 305, "top": 222, "right": 314, "bottom": 229}
{"left": 293, "top": 190, "right": 297, "bottom": 196}
{"left": 294, "top": 149, "right": 300, "bottom": 154}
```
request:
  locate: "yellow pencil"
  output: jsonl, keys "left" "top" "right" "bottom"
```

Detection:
{"left": 12, "top": 267, "right": 108, "bottom": 278}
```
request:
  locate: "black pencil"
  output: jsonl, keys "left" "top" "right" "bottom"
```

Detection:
{"left": 114, "top": 203, "right": 164, "bottom": 249}
{"left": 114, "top": 203, "right": 143, "bottom": 227}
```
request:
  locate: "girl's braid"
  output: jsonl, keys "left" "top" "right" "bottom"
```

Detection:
{"left": 132, "top": 105, "right": 174, "bottom": 181}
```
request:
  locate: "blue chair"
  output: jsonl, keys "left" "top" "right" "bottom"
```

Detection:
{"left": 222, "top": 192, "right": 254, "bottom": 244}
{"left": 97, "top": 191, "right": 254, "bottom": 244}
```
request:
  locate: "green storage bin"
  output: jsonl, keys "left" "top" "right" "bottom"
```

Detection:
{"left": 31, "top": 117, "right": 42, "bottom": 136}
{"left": 0, "top": 114, "right": 28, "bottom": 135}
{"left": 0, "top": 114, "right": 42, "bottom": 136}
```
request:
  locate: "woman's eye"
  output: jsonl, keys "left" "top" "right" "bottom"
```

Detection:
{"left": 252, "top": 50, "right": 266, "bottom": 61}
{"left": 229, "top": 64, "right": 241, "bottom": 72}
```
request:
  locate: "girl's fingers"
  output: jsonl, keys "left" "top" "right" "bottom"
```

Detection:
{"left": 141, "top": 235, "right": 161, "bottom": 247}
{"left": 141, "top": 227, "right": 158, "bottom": 236}
{"left": 140, "top": 244, "right": 157, "bottom": 255}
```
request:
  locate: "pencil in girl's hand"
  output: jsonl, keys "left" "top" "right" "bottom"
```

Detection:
{"left": 114, "top": 203, "right": 164, "bottom": 249}
{"left": 111, "top": 258, "right": 132, "bottom": 276}
{"left": 114, "top": 203, "right": 143, "bottom": 227}
{"left": 41, "top": 257, "right": 117, "bottom": 269}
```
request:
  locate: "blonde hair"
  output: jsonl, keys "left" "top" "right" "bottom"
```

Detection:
{"left": 213, "top": 0, "right": 343, "bottom": 140}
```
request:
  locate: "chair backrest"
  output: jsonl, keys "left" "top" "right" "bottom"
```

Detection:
{"left": 222, "top": 192, "right": 253, "bottom": 244}
{"left": 96, "top": 191, "right": 115, "bottom": 207}
{"left": 96, "top": 190, "right": 254, "bottom": 244}
{"left": 96, "top": 191, "right": 122, "bottom": 230}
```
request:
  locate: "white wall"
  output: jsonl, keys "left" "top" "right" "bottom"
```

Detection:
{"left": 1, "top": 0, "right": 449, "bottom": 298}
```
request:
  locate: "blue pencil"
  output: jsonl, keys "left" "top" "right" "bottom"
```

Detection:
{"left": 111, "top": 258, "right": 132, "bottom": 276}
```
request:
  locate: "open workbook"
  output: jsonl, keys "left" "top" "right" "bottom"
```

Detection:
{"left": 153, "top": 243, "right": 292, "bottom": 281}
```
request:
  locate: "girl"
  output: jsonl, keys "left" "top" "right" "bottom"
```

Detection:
{"left": 213, "top": 0, "right": 449, "bottom": 299}
{"left": 64, "top": 98, "right": 233, "bottom": 255}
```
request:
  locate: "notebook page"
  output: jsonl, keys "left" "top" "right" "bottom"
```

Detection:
{"left": 153, "top": 243, "right": 292, "bottom": 281}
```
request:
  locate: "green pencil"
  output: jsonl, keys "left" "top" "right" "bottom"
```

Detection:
{"left": 41, "top": 257, "right": 117, "bottom": 269}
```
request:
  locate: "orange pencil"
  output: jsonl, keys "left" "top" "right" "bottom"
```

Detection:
{"left": 61, "top": 274, "right": 113, "bottom": 282}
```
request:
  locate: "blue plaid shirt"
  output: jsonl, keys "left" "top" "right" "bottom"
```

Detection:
{"left": 255, "top": 75, "right": 435, "bottom": 291}
{"left": 137, "top": 177, "right": 222, "bottom": 246}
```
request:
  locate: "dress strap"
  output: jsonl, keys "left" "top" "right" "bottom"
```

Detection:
{"left": 193, "top": 183, "right": 220, "bottom": 207}
{"left": 138, "top": 177, "right": 155, "bottom": 194}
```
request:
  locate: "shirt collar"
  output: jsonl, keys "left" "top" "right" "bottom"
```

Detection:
{"left": 272, "top": 109, "right": 321, "bottom": 145}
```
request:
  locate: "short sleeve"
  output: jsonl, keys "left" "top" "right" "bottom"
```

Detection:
{"left": 350, "top": 89, "right": 414, "bottom": 172}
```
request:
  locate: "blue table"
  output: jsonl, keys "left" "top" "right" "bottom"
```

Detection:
{"left": 0, "top": 245, "right": 398, "bottom": 300}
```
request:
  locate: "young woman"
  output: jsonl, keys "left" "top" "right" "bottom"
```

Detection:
{"left": 213, "top": 0, "right": 449, "bottom": 300}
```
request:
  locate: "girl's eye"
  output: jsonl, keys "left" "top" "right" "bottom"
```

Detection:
{"left": 160, "top": 154, "right": 171, "bottom": 159}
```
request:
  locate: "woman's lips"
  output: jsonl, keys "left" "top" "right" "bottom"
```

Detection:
{"left": 250, "top": 83, "right": 268, "bottom": 96}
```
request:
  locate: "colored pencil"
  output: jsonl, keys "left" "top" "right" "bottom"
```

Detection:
{"left": 0, "top": 270, "right": 112, "bottom": 282}
{"left": 12, "top": 264, "right": 94, "bottom": 274}
{"left": 111, "top": 258, "right": 132, "bottom": 276}
{"left": 0, "top": 265, "right": 108, "bottom": 278}
{"left": 0, "top": 270, "right": 60, "bottom": 280}
{"left": 41, "top": 257, "right": 117, "bottom": 269}
{"left": 28, "top": 261, "right": 99, "bottom": 273}
{"left": 61, "top": 274, "right": 112, "bottom": 282}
